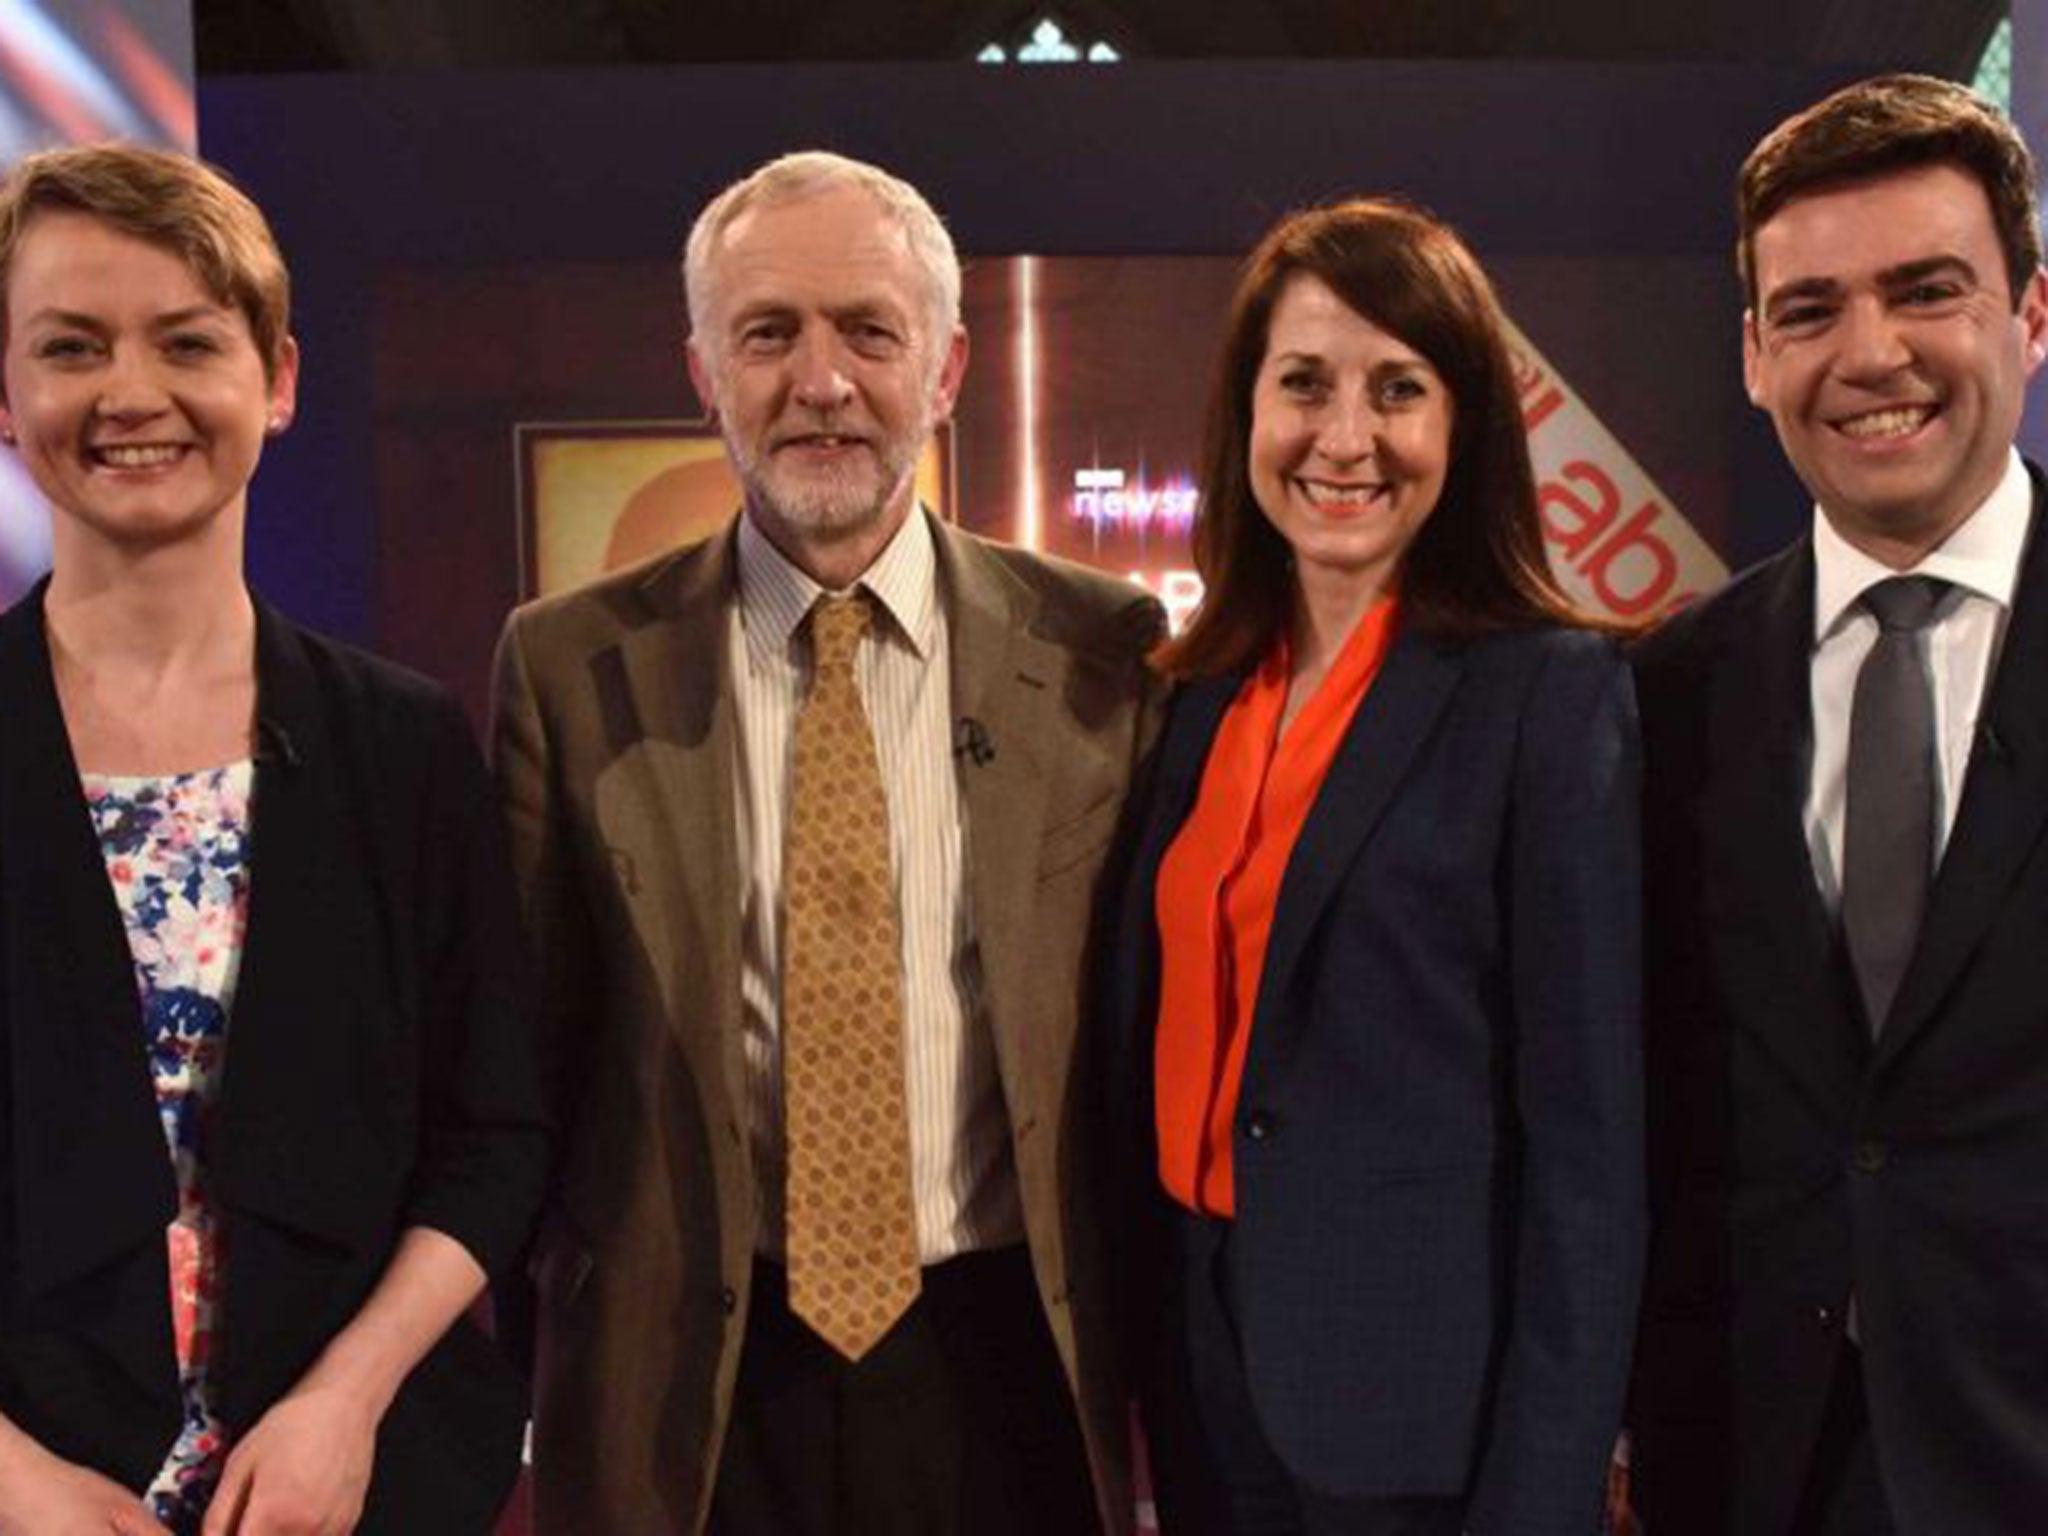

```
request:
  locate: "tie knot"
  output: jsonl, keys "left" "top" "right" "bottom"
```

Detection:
{"left": 808, "top": 591, "right": 872, "bottom": 675}
{"left": 1861, "top": 576, "right": 1950, "bottom": 633}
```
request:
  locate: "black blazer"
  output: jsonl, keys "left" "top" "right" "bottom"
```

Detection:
{"left": 1106, "top": 623, "right": 1644, "bottom": 1536}
{"left": 0, "top": 584, "right": 548, "bottom": 1532}
{"left": 1631, "top": 468, "right": 2048, "bottom": 1535}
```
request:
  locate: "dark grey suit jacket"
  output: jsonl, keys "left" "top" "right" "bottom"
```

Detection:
{"left": 1633, "top": 467, "right": 2048, "bottom": 1535}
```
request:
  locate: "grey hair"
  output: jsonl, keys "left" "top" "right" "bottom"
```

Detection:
{"left": 682, "top": 150, "right": 962, "bottom": 362}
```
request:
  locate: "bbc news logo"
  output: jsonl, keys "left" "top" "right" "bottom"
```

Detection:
{"left": 1070, "top": 466, "right": 1199, "bottom": 536}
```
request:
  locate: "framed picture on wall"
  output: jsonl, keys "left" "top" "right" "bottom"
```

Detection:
{"left": 515, "top": 417, "right": 956, "bottom": 600}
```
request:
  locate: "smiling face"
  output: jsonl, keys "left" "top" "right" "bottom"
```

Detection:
{"left": 0, "top": 209, "right": 295, "bottom": 558}
{"left": 1248, "top": 272, "right": 1454, "bottom": 607}
{"left": 1744, "top": 161, "right": 2048, "bottom": 565}
{"left": 686, "top": 185, "right": 966, "bottom": 582}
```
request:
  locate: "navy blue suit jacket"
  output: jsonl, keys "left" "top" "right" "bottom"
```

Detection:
{"left": 1107, "top": 622, "right": 1644, "bottom": 1536}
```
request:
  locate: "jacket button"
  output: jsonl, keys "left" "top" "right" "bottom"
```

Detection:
{"left": 1851, "top": 1141, "right": 1889, "bottom": 1174}
{"left": 720, "top": 1285, "right": 738, "bottom": 1314}
{"left": 1245, "top": 1110, "right": 1277, "bottom": 1142}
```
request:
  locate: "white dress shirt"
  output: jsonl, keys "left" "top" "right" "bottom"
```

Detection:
{"left": 729, "top": 509, "right": 1021, "bottom": 1265}
{"left": 1804, "top": 449, "right": 2032, "bottom": 912}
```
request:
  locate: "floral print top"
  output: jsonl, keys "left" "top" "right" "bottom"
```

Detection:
{"left": 82, "top": 762, "right": 254, "bottom": 1535}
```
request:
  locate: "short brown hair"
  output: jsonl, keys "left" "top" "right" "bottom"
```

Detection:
{"left": 1156, "top": 198, "right": 1581, "bottom": 679}
{"left": 0, "top": 142, "right": 291, "bottom": 377}
{"left": 1737, "top": 73, "right": 2041, "bottom": 310}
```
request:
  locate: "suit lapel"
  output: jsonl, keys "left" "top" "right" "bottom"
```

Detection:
{"left": 595, "top": 532, "right": 747, "bottom": 1136}
{"left": 0, "top": 585, "right": 176, "bottom": 1307}
{"left": 1702, "top": 544, "right": 1870, "bottom": 1088}
{"left": 1108, "top": 672, "right": 1236, "bottom": 1057}
{"left": 215, "top": 602, "right": 403, "bottom": 1248}
{"left": 1250, "top": 627, "right": 1463, "bottom": 1063}
{"left": 1147, "top": 676, "right": 1238, "bottom": 838}
{"left": 1881, "top": 477, "right": 2048, "bottom": 1064}
{"left": 936, "top": 524, "right": 1061, "bottom": 1068}
{"left": 1724, "top": 545, "right": 1839, "bottom": 986}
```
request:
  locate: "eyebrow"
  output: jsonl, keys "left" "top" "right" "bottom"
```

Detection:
{"left": 1761, "top": 254, "right": 1980, "bottom": 316}
{"left": 725, "top": 299, "right": 791, "bottom": 325}
{"left": 1265, "top": 349, "right": 1431, "bottom": 372}
{"left": 18, "top": 307, "right": 109, "bottom": 331}
{"left": 1758, "top": 276, "right": 1841, "bottom": 315}
{"left": 151, "top": 306, "right": 233, "bottom": 327}
{"left": 1879, "top": 254, "right": 1979, "bottom": 290}
{"left": 19, "top": 303, "right": 231, "bottom": 330}
{"left": 726, "top": 298, "right": 907, "bottom": 329}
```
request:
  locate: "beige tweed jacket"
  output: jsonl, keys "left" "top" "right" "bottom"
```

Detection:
{"left": 492, "top": 513, "right": 1162, "bottom": 1534}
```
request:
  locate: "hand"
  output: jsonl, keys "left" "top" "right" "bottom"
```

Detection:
{"left": 0, "top": 1441, "right": 170, "bottom": 1536}
{"left": 199, "top": 1384, "right": 377, "bottom": 1536}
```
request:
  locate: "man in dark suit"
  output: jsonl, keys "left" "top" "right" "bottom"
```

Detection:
{"left": 494, "top": 152, "right": 1160, "bottom": 1534}
{"left": 1632, "top": 75, "right": 2048, "bottom": 1535}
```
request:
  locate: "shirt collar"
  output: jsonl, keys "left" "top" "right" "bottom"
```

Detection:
{"left": 1811, "top": 447, "right": 2031, "bottom": 645}
{"left": 736, "top": 505, "right": 938, "bottom": 672}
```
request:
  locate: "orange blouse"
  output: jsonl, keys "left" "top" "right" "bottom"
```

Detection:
{"left": 1153, "top": 595, "right": 1401, "bottom": 1217}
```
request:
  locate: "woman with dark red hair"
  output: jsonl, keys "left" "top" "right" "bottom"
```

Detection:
{"left": 1104, "top": 199, "right": 1644, "bottom": 1536}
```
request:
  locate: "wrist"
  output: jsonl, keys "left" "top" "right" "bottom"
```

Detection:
{"left": 0, "top": 1418, "right": 52, "bottom": 1484}
{"left": 294, "top": 1341, "right": 404, "bottom": 1426}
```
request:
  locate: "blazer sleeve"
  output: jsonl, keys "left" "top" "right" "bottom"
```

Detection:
{"left": 1468, "top": 634, "right": 1647, "bottom": 1536}
{"left": 398, "top": 687, "right": 552, "bottom": 1279}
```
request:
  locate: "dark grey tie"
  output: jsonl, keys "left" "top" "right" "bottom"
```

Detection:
{"left": 1842, "top": 575, "right": 1950, "bottom": 1036}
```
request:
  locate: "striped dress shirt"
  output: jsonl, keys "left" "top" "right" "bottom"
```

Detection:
{"left": 729, "top": 509, "right": 1022, "bottom": 1264}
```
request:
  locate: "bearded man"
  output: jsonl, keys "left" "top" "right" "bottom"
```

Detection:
{"left": 493, "top": 151, "right": 1161, "bottom": 1536}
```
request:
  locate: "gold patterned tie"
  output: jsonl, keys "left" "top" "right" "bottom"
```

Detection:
{"left": 782, "top": 590, "right": 921, "bottom": 1360}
